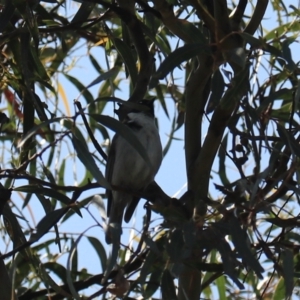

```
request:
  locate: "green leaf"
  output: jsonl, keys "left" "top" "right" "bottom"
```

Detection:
{"left": 64, "top": 74, "right": 94, "bottom": 104}
{"left": 71, "top": 2, "right": 95, "bottom": 25}
{"left": 264, "top": 21, "right": 300, "bottom": 41}
{"left": 0, "top": 2, "right": 15, "bottom": 33}
{"left": 282, "top": 248, "right": 294, "bottom": 299}
{"left": 166, "top": 229, "right": 184, "bottom": 261}
{"left": 18, "top": 117, "right": 67, "bottom": 148}
{"left": 66, "top": 235, "right": 82, "bottom": 300}
{"left": 113, "top": 38, "right": 138, "bottom": 85}
{"left": 215, "top": 236, "right": 244, "bottom": 289}
{"left": 216, "top": 275, "right": 227, "bottom": 300}
{"left": 30, "top": 45, "right": 50, "bottom": 81}
{"left": 71, "top": 133, "right": 110, "bottom": 189}
{"left": 70, "top": 239, "right": 78, "bottom": 282}
{"left": 281, "top": 40, "right": 296, "bottom": 72}
{"left": 217, "top": 133, "right": 230, "bottom": 186}
{"left": 33, "top": 207, "right": 67, "bottom": 241}
{"left": 139, "top": 250, "right": 158, "bottom": 285}
{"left": 58, "top": 159, "right": 66, "bottom": 186}
{"left": 150, "top": 43, "right": 211, "bottom": 88}
{"left": 229, "top": 217, "right": 264, "bottom": 278}
{"left": 272, "top": 277, "right": 285, "bottom": 300}
{"left": 14, "top": 185, "right": 71, "bottom": 205}
{"left": 87, "top": 236, "right": 107, "bottom": 273}
{"left": 43, "top": 262, "right": 68, "bottom": 284}
{"left": 161, "top": 269, "right": 178, "bottom": 300}
{"left": 277, "top": 124, "right": 300, "bottom": 157}
{"left": 84, "top": 67, "right": 119, "bottom": 91}
{"left": 206, "top": 69, "right": 225, "bottom": 114}
{"left": 144, "top": 268, "right": 163, "bottom": 299}
{"left": 239, "top": 32, "right": 282, "bottom": 56}
{"left": 89, "top": 53, "right": 103, "bottom": 73}
{"left": 265, "top": 217, "right": 300, "bottom": 227}
{"left": 140, "top": 22, "right": 170, "bottom": 56}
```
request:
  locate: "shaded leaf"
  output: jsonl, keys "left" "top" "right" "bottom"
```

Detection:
{"left": 84, "top": 67, "right": 119, "bottom": 91}
{"left": 14, "top": 185, "right": 71, "bottom": 206}
{"left": 31, "top": 208, "right": 67, "bottom": 242}
{"left": 87, "top": 236, "right": 107, "bottom": 273}
{"left": 113, "top": 38, "right": 138, "bottom": 85}
{"left": 43, "top": 262, "right": 68, "bottom": 284}
{"left": 71, "top": 1, "right": 95, "bottom": 25}
{"left": 229, "top": 217, "right": 264, "bottom": 278}
{"left": 282, "top": 248, "right": 294, "bottom": 299}
{"left": 161, "top": 269, "right": 178, "bottom": 300}
{"left": 206, "top": 69, "right": 225, "bottom": 114}
{"left": 240, "top": 32, "right": 282, "bottom": 56}
{"left": 277, "top": 124, "right": 300, "bottom": 157}
{"left": 144, "top": 268, "right": 163, "bottom": 299}
{"left": 64, "top": 74, "right": 94, "bottom": 104}
{"left": 18, "top": 117, "right": 67, "bottom": 148}
{"left": 150, "top": 43, "right": 211, "bottom": 88}
{"left": 215, "top": 236, "right": 244, "bottom": 289}
{"left": 265, "top": 217, "right": 300, "bottom": 227}
{"left": 72, "top": 133, "right": 110, "bottom": 189}
{"left": 217, "top": 133, "right": 230, "bottom": 186}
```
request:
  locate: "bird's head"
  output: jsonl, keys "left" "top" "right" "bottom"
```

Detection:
{"left": 114, "top": 99, "right": 155, "bottom": 121}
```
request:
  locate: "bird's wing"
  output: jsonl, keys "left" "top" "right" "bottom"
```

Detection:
{"left": 105, "top": 134, "right": 117, "bottom": 216}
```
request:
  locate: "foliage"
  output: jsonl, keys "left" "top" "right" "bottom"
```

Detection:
{"left": 0, "top": 0, "right": 300, "bottom": 299}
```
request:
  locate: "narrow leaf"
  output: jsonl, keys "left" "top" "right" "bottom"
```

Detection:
{"left": 150, "top": 43, "right": 211, "bottom": 88}
{"left": 85, "top": 67, "right": 119, "bottom": 91}
{"left": 229, "top": 218, "right": 264, "bottom": 278}
{"left": 33, "top": 207, "right": 67, "bottom": 241}
{"left": 161, "top": 269, "right": 178, "bottom": 300}
{"left": 277, "top": 124, "right": 300, "bottom": 157}
{"left": 282, "top": 248, "right": 294, "bottom": 299}
{"left": 18, "top": 117, "right": 67, "bottom": 148}
{"left": 113, "top": 38, "right": 138, "bottom": 85}
{"left": 87, "top": 236, "right": 107, "bottom": 272}
{"left": 72, "top": 133, "right": 110, "bottom": 189}
{"left": 14, "top": 185, "right": 71, "bottom": 205}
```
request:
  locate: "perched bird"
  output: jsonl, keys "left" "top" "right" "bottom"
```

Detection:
{"left": 105, "top": 100, "right": 162, "bottom": 244}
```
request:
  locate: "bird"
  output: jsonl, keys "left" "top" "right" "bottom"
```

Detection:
{"left": 105, "top": 99, "right": 162, "bottom": 244}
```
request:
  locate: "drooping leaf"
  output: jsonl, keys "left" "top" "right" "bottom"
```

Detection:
{"left": 217, "top": 133, "right": 230, "bottom": 186}
{"left": 33, "top": 207, "right": 67, "bottom": 241}
{"left": 228, "top": 217, "right": 264, "bottom": 279}
{"left": 272, "top": 277, "right": 286, "bottom": 300}
{"left": 87, "top": 236, "right": 107, "bottom": 273}
{"left": 18, "top": 117, "right": 67, "bottom": 148}
{"left": 150, "top": 43, "right": 211, "bottom": 88}
{"left": 14, "top": 185, "right": 71, "bottom": 206}
{"left": 281, "top": 247, "right": 294, "bottom": 299}
{"left": 277, "top": 124, "right": 300, "bottom": 157}
{"left": 206, "top": 69, "right": 225, "bottom": 114}
{"left": 161, "top": 269, "right": 178, "bottom": 300}
{"left": 72, "top": 132, "right": 110, "bottom": 189}
{"left": 113, "top": 38, "right": 138, "bottom": 85}
{"left": 144, "top": 268, "right": 163, "bottom": 299}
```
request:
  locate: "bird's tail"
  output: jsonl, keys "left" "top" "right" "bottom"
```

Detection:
{"left": 105, "top": 192, "right": 131, "bottom": 244}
